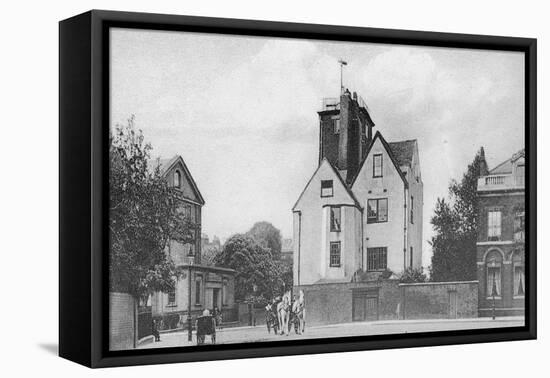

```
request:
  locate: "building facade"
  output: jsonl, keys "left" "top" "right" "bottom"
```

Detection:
{"left": 293, "top": 89, "right": 423, "bottom": 286}
{"left": 476, "top": 149, "right": 525, "bottom": 317}
{"left": 150, "top": 156, "right": 236, "bottom": 328}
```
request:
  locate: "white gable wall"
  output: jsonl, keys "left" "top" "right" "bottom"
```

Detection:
{"left": 352, "top": 137, "right": 407, "bottom": 273}
{"left": 404, "top": 144, "right": 423, "bottom": 270}
{"left": 293, "top": 160, "right": 361, "bottom": 285}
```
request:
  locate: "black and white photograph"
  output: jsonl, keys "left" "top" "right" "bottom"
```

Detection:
{"left": 107, "top": 28, "right": 527, "bottom": 351}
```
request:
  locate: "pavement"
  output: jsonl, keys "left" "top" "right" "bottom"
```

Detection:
{"left": 138, "top": 316, "right": 525, "bottom": 349}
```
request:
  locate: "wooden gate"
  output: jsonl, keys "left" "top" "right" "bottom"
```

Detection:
{"left": 352, "top": 289, "right": 379, "bottom": 321}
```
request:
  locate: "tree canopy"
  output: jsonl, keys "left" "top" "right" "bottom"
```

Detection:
{"left": 109, "top": 116, "right": 197, "bottom": 300}
{"left": 429, "top": 149, "right": 485, "bottom": 282}
{"left": 246, "top": 221, "right": 282, "bottom": 259}
{"left": 214, "top": 234, "right": 285, "bottom": 302}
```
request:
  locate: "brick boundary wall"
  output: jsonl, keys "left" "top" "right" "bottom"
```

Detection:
{"left": 399, "top": 281, "right": 479, "bottom": 320}
{"left": 295, "top": 280, "right": 479, "bottom": 326}
{"left": 109, "top": 292, "right": 135, "bottom": 351}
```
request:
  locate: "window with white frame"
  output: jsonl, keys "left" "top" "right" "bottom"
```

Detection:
{"left": 329, "top": 242, "right": 341, "bottom": 267}
{"left": 512, "top": 252, "right": 525, "bottom": 297}
{"left": 167, "top": 287, "right": 176, "bottom": 305}
{"left": 367, "top": 198, "right": 388, "bottom": 223}
{"left": 373, "top": 154, "right": 383, "bottom": 177}
{"left": 174, "top": 170, "right": 182, "bottom": 188}
{"left": 486, "top": 251, "right": 502, "bottom": 297}
{"left": 330, "top": 206, "right": 341, "bottom": 232}
{"left": 487, "top": 210, "right": 502, "bottom": 241}
{"left": 514, "top": 209, "right": 525, "bottom": 242}
{"left": 321, "top": 180, "right": 333, "bottom": 197}
{"left": 367, "top": 247, "right": 387, "bottom": 271}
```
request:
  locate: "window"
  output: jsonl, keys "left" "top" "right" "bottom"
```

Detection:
{"left": 367, "top": 247, "right": 387, "bottom": 271}
{"left": 321, "top": 180, "right": 333, "bottom": 197}
{"left": 410, "top": 246, "right": 413, "bottom": 268}
{"left": 487, "top": 266, "right": 501, "bottom": 297}
{"left": 195, "top": 276, "right": 202, "bottom": 305}
{"left": 514, "top": 210, "right": 525, "bottom": 242}
{"left": 512, "top": 252, "right": 525, "bottom": 297}
{"left": 188, "top": 242, "right": 196, "bottom": 256}
{"left": 373, "top": 154, "right": 383, "bottom": 177}
{"left": 332, "top": 117, "right": 340, "bottom": 134}
{"left": 174, "top": 170, "right": 181, "bottom": 188}
{"left": 167, "top": 287, "right": 176, "bottom": 305}
{"left": 514, "top": 266, "right": 525, "bottom": 297}
{"left": 330, "top": 206, "right": 341, "bottom": 232}
{"left": 486, "top": 251, "right": 502, "bottom": 297}
{"left": 516, "top": 164, "right": 525, "bottom": 185}
{"left": 487, "top": 210, "right": 502, "bottom": 241}
{"left": 410, "top": 196, "right": 414, "bottom": 224}
{"left": 222, "top": 279, "right": 228, "bottom": 306}
{"left": 329, "top": 242, "right": 341, "bottom": 267}
{"left": 367, "top": 198, "right": 388, "bottom": 223}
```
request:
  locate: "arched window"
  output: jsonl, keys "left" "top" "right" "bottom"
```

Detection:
{"left": 485, "top": 250, "right": 503, "bottom": 298}
{"left": 512, "top": 251, "right": 525, "bottom": 297}
{"left": 174, "top": 170, "right": 181, "bottom": 188}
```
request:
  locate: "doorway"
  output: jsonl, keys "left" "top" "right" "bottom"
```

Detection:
{"left": 212, "top": 288, "right": 220, "bottom": 309}
{"left": 352, "top": 289, "right": 379, "bottom": 321}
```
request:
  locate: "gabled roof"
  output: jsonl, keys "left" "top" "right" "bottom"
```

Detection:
{"left": 292, "top": 157, "right": 361, "bottom": 211}
{"left": 349, "top": 131, "right": 409, "bottom": 188}
{"left": 149, "top": 155, "right": 205, "bottom": 205}
{"left": 388, "top": 139, "right": 417, "bottom": 168}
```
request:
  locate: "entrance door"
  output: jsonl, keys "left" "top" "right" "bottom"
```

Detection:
{"left": 449, "top": 291, "right": 457, "bottom": 318}
{"left": 212, "top": 288, "right": 220, "bottom": 309}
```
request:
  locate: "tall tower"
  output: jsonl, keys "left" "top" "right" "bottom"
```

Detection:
{"left": 318, "top": 89, "right": 375, "bottom": 183}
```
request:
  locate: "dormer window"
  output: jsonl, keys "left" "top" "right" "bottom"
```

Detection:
{"left": 174, "top": 170, "right": 181, "bottom": 188}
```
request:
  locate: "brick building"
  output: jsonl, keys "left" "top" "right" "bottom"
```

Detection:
{"left": 476, "top": 149, "right": 525, "bottom": 317}
{"left": 149, "top": 156, "right": 237, "bottom": 329}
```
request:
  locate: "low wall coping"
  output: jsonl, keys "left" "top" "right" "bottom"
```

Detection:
{"left": 398, "top": 280, "right": 479, "bottom": 287}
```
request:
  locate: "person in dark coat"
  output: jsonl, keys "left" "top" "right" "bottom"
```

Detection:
{"left": 152, "top": 319, "right": 161, "bottom": 342}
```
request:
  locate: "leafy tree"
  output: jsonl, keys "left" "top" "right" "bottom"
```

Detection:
{"left": 214, "top": 234, "right": 284, "bottom": 302}
{"left": 109, "top": 116, "right": 197, "bottom": 345}
{"left": 429, "top": 149, "right": 486, "bottom": 282}
{"left": 398, "top": 267, "right": 427, "bottom": 283}
{"left": 246, "top": 221, "right": 282, "bottom": 259}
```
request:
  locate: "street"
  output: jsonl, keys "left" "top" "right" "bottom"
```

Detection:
{"left": 139, "top": 317, "right": 524, "bottom": 349}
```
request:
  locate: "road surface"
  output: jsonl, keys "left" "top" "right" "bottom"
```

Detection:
{"left": 138, "top": 317, "right": 524, "bottom": 349}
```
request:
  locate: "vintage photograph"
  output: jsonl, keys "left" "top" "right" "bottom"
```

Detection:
{"left": 108, "top": 28, "right": 526, "bottom": 351}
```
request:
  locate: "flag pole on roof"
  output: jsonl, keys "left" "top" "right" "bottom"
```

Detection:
{"left": 338, "top": 59, "right": 348, "bottom": 95}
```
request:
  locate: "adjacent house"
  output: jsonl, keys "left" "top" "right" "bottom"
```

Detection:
{"left": 476, "top": 149, "right": 525, "bottom": 316}
{"left": 149, "top": 156, "right": 236, "bottom": 328}
{"left": 292, "top": 89, "right": 423, "bottom": 286}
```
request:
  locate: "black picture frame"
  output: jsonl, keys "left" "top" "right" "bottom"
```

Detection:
{"left": 59, "top": 9, "right": 537, "bottom": 368}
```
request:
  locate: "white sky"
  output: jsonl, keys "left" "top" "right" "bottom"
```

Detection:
{"left": 110, "top": 28, "right": 525, "bottom": 268}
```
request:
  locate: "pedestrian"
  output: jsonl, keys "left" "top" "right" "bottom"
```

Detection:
{"left": 152, "top": 319, "right": 161, "bottom": 342}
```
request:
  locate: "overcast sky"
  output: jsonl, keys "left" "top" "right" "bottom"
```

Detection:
{"left": 110, "top": 28, "right": 525, "bottom": 268}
